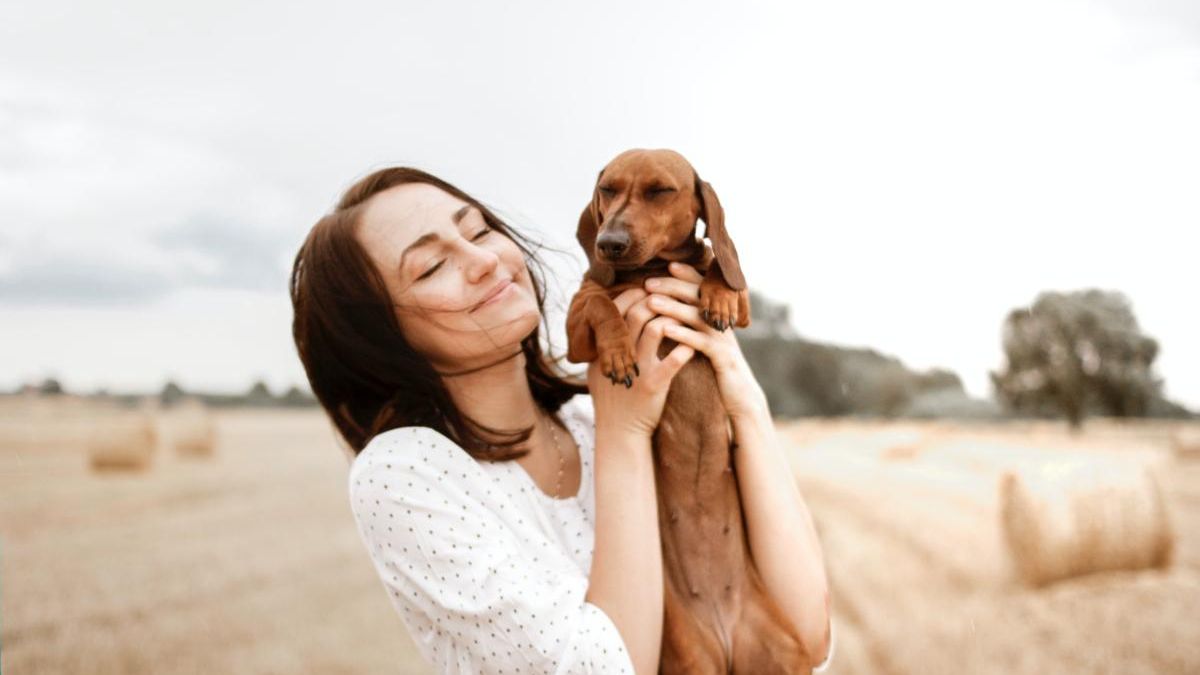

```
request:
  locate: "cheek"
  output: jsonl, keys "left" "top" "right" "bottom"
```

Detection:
{"left": 404, "top": 281, "right": 469, "bottom": 314}
{"left": 492, "top": 234, "right": 525, "bottom": 263}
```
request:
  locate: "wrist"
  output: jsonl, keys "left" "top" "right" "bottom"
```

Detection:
{"left": 723, "top": 363, "right": 770, "bottom": 421}
{"left": 728, "top": 389, "right": 771, "bottom": 425}
{"left": 595, "top": 422, "right": 654, "bottom": 449}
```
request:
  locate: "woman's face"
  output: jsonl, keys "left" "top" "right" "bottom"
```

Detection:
{"left": 356, "top": 183, "right": 540, "bottom": 372}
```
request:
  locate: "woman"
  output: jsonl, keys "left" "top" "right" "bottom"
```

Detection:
{"left": 289, "top": 167, "right": 833, "bottom": 674}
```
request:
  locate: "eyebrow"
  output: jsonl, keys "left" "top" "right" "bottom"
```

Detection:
{"left": 397, "top": 204, "right": 475, "bottom": 275}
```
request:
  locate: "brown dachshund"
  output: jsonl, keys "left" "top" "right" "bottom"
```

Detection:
{"left": 566, "top": 149, "right": 818, "bottom": 674}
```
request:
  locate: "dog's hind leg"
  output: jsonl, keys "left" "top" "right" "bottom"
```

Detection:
{"left": 659, "top": 574, "right": 729, "bottom": 675}
{"left": 729, "top": 569, "right": 816, "bottom": 674}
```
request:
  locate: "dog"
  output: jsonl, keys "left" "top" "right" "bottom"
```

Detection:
{"left": 566, "top": 148, "right": 818, "bottom": 673}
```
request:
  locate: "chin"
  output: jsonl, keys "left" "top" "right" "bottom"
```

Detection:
{"left": 510, "top": 306, "right": 541, "bottom": 340}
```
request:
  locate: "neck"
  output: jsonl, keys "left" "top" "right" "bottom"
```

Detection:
{"left": 439, "top": 349, "right": 541, "bottom": 448}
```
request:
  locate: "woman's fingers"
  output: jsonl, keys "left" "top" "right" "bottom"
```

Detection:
{"left": 645, "top": 293, "right": 712, "bottom": 332}
{"left": 643, "top": 275, "right": 700, "bottom": 304}
{"left": 669, "top": 261, "right": 704, "bottom": 283}
{"left": 624, "top": 296, "right": 657, "bottom": 347}
{"left": 635, "top": 315, "right": 683, "bottom": 364}
{"left": 659, "top": 341, "right": 696, "bottom": 378}
{"left": 663, "top": 322, "right": 712, "bottom": 354}
{"left": 611, "top": 287, "right": 648, "bottom": 315}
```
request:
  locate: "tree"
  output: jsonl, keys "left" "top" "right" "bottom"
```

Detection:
{"left": 245, "top": 379, "right": 274, "bottom": 405}
{"left": 38, "top": 377, "right": 64, "bottom": 396}
{"left": 160, "top": 380, "right": 186, "bottom": 406}
{"left": 990, "top": 289, "right": 1163, "bottom": 430}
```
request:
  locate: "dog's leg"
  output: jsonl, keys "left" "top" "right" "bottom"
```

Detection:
{"left": 730, "top": 567, "right": 815, "bottom": 674}
{"left": 698, "top": 266, "right": 750, "bottom": 331}
{"left": 565, "top": 279, "right": 638, "bottom": 386}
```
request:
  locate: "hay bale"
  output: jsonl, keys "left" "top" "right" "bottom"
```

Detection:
{"left": 998, "top": 458, "right": 1174, "bottom": 587}
{"left": 1170, "top": 427, "right": 1200, "bottom": 461}
{"left": 167, "top": 399, "right": 216, "bottom": 458}
{"left": 881, "top": 444, "right": 922, "bottom": 461}
{"left": 88, "top": 412, "right": 157, "bottom": 471}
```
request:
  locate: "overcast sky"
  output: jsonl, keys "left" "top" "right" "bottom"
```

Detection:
{"left": 2, "top": 0, "right": 1198, "bottom": 409}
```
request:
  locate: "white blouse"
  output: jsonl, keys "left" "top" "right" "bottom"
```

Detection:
{"left": 347, "top": 394, "right": 634, "bottom": 674}
{"left": 348, "top": 393, "right": 835, "bottom": 674}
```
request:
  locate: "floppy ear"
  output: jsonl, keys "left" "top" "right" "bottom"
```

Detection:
{"left": 576, "top": 169, "right": 615, "bottom": 287}
{"left": 694, "top": 172, "right": 747, "bottom": 291}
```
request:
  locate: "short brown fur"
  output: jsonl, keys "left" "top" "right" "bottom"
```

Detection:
{"left": 566, "top": 148, "right": 818, "bottom": 673}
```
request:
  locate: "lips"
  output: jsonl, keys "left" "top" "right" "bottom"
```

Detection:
{"left": 470, "top": 278, "right": 513, "bottom": 312}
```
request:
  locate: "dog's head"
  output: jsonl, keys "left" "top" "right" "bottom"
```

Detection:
{"left": 576, "top": 148, "right": 746, "bottom": 290}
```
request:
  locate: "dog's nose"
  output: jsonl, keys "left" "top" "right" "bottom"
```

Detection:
{"left": 597, "top": 230, "right": 631, "bottom": 258}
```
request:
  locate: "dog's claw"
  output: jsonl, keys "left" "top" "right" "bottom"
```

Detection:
{"left": 624, "top": 376, "right": 632, "bottom": 388}
{"left": 634, "top": 363, "right": 640, "bottom": 376}
{"left": 703, "top": 309, "right": 710, "bottom": 323}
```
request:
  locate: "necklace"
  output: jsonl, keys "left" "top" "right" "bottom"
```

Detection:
{"left": 543, "top": 409, "right": 566, "bottom": 499}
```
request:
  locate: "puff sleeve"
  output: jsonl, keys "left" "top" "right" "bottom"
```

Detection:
{"left": 349, "top": 425, "right": 634, "bottom": 675}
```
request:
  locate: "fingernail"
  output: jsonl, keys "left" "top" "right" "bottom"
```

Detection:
{"left": 645, "top": 278, "right": 660, "bottom": 289}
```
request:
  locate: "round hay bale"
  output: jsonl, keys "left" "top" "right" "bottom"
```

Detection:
{"left": 167, "top": 399, "right": 216, "bottom": 458}
{"left": 87, "top": 411, "right": 157, "bottom": 471}
{"left": 882, "top": 444, "right": 922, "bottom": 461}
{"left": 1170, "top": 427, "right": 1200, "bottom": 461}
{"left": 998, "top": 458, "right": 1174, "bottom": 587}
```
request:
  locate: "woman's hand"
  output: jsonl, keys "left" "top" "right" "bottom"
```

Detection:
{"left": 588, "top": 287, "right": 696, "bottom": 439}
{"left": 641, "top": 262, "right": 770, "bottom": 421}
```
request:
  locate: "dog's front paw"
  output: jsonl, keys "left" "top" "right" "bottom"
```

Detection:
{"left": 698, "top": 277, "right": 743, "bottom": 331}
{"left": 596, "top": 331, "right": 639, "bottom": 388}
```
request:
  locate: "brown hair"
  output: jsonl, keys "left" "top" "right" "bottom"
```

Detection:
{"left": 289, "top": 166, "right": 586, "bottom": 459}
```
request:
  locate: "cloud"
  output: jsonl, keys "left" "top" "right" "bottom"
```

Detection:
{"left": 0, "top": 79, "right": 303, "bottom": 305}
{"left": 0, "top": 250, "right": 177, "bottom": 306}
{"left": 150, "top": 212, "right": 296, "bottom": 293}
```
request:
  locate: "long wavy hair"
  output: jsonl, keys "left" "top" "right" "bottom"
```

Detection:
{"left": 289, "top": 167, "right": 586, "bottom": 459}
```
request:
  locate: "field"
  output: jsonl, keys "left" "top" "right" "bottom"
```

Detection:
{"left": 1, "top": 398, "right": 1198, "bottom": 674}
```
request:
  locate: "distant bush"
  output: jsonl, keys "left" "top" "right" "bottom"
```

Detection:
{"left": 737, "top": 290, "right": 996, "bottom": 419}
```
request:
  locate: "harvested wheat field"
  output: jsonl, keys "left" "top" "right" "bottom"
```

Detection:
{"left": 780, "top": 416, "right": 1200, "bottom": 674}
{"left": 2, "top": 399, "right": 1199, "bottom": 674}
{"left": 0, "top": 399, "right": 429, "bottom": 674}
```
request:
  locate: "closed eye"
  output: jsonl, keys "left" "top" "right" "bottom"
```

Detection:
{"left": 415, "top": 228, "right": 492, "bottom": 281}
{"left": 417, "top": 261, "right": 443, "bottom": 280}
{"left": 645, "top": 186, "right": 676, "bottom": 198}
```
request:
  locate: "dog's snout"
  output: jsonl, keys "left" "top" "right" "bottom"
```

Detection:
{"left": 596, "top": 229, "right": 631, "bottom": 258}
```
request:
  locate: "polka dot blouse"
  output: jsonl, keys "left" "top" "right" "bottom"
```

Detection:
{"left": 348, "top": 393, "right": 634, "bottom": 674}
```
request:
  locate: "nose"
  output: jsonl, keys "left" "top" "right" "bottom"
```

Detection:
{"left": 464, "top": 242, "right": 500, "bottom": 283}
{"left": 596, "top": 230, "right": 631, "bottom": 259}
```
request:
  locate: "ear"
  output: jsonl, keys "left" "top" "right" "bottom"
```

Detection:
{"left": 576, "top": 169, "right": 615, "bottom": 287}
{"left": 694, "top": 172, "right": 746, "bottom": 291}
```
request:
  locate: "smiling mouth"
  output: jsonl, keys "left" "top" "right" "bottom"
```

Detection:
{"left": 470, "top": 278, "right": 513, "bottom": 312}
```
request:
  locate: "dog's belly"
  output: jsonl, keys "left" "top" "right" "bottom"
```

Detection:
{"left": 652, "top": 347, "right": 749, "bottom": 668}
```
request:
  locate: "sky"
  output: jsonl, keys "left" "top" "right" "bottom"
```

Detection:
{"left": 1, "top": 0, "right": 1198, "bottom": 409}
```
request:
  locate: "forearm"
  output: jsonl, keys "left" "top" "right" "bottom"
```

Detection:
{"left": 731, "top": 405, "right": 832, "bottom": 662}
{"left": 585, "top": 426, "right": 663, "bottom": 674}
